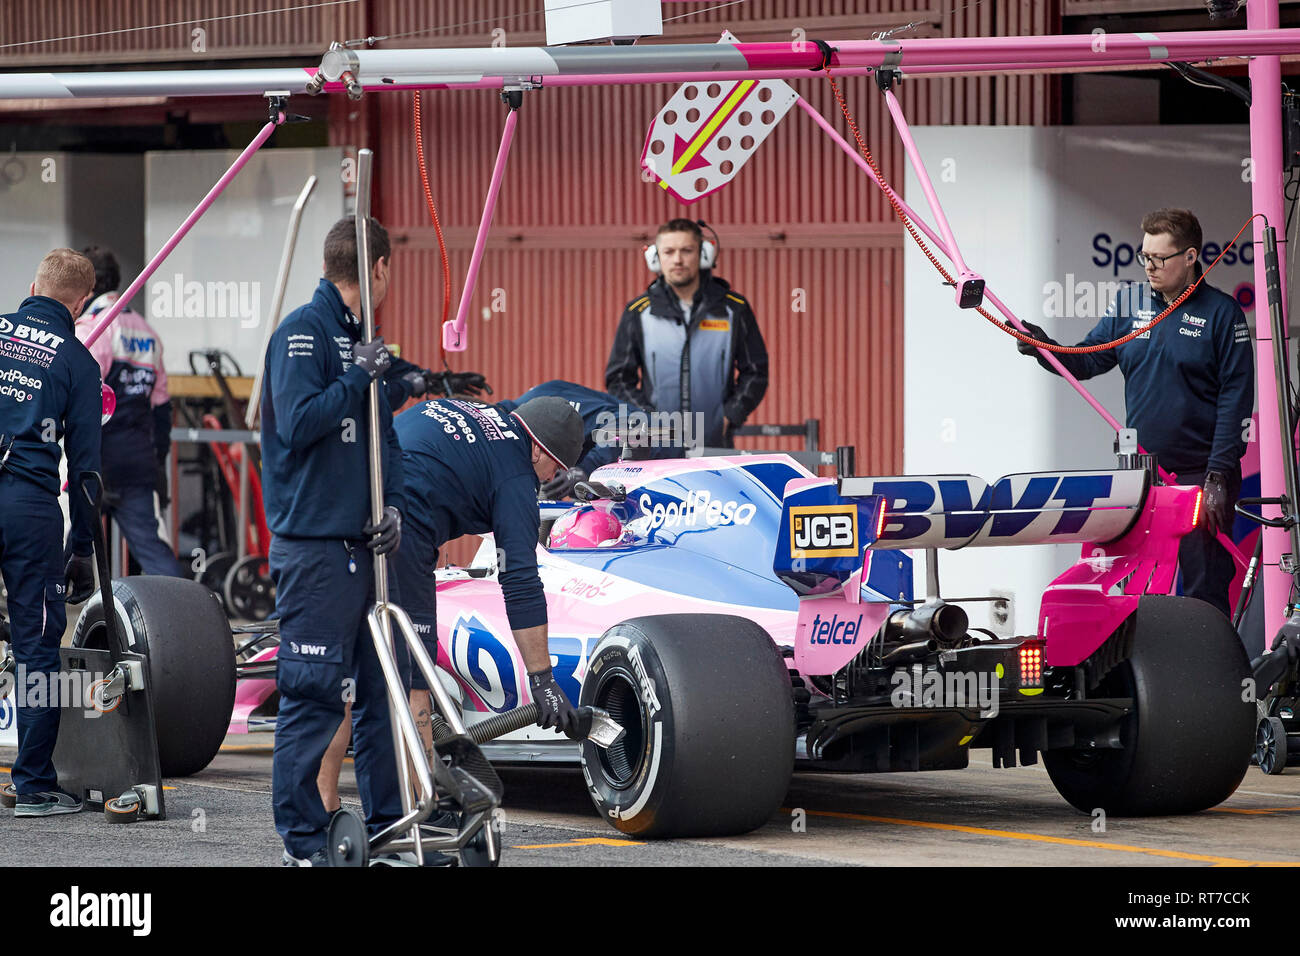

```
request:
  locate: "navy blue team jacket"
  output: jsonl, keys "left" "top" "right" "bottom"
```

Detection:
{"left": 393, "top": 398, "right": 546, "bottom": 630}
{"left": 261, "top": 279, "right": 406, "bottom": 538}
{"left": 0, "top": 296, "right": 102, "bottom": 553}
{"left": 1033, "top": 281, "right": 1255, "bottom": 475}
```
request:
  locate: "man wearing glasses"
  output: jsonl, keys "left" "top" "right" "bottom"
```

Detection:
{"left": 1016, "top": 208, "right": 1254, "bottom": 617}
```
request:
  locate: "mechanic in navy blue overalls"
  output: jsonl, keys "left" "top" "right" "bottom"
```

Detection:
{"left": 260, "top": 217, "right": 407, "bottom": 866}
{"left": 1017, "top": 208, "right": 1255, "bottom": 617}
{"left": 315, "top": 395, "right": 585, "bottom": 797}
{"left": 496, "top": 380, "right": 638, "bottom": 499}
{"left": 0, "top": 250, "right": 102, "bottom": 816}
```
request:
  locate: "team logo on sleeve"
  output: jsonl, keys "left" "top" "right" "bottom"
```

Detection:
{"left": 790, "top": 505, "right": 858, "bottom": 558}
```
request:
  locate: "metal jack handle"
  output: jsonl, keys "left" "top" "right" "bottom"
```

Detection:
{"left": 79, "top": 472, "right": 128, "bottom": 659}
{"left": 1263, "top": 224, "right": 1300, "bottom": 567}
{"left": 354, "top": 149, "right": 422, "bottom": 860}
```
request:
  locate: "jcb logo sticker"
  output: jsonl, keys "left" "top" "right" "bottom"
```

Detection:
{"left": 790, "top": 506, "right": 858, "bottom": 557}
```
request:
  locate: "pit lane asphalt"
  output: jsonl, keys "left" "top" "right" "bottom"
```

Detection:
{"left": 3, "top": 738, "right": 1300, "bottom": 866}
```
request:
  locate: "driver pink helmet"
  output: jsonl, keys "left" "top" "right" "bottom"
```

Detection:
{"left": 549, "top": 507, "right": 625, "bottom": 549}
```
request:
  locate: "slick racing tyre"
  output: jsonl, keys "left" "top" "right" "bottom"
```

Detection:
{"left": 73, "top": 577, "right": 235, "bottom": 777}
{"left": 1044, "top": 596, "right": 1254, "bottom": 815}
{"left": 580, "top": 614, "right": 794, "bottom": 838}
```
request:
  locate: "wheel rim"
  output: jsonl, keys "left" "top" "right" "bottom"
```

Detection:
{"left": 1257, "top": 719, "right": 1279, "bottom": 774}
{"left": 591, "top": 667, "right": 648, "bottom": 790}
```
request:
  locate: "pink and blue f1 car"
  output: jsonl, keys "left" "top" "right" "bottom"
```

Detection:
{"left": 212, "top": 452, "right": 1254, "bottom": 838}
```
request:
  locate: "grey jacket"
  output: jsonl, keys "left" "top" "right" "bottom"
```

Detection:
{"left": 605, "top": 274, "right": 768, "bottom": 448}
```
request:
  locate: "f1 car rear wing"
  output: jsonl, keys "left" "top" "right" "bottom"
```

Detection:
{"left": 843, "top": 469, "right": 1151, "bottom": 550}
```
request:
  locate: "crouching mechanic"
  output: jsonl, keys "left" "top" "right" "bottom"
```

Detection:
{"left": 261, "top": 216, "right": 408, "bottom": 866}
{"left": 0, "top": 249, "right": 101, "bottom": 816}
{"left": 396, "top": 395, "right": 584, "bottom": 740}
{"left": 317, "top": 395, "right": 584, "bottom": 804}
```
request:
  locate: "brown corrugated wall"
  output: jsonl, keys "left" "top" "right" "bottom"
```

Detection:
{"left": 4, "top": 0, "right": 1059, "bottom": 563}
{"left": 359, "top": 1, "right": 1059, "bottom": 477}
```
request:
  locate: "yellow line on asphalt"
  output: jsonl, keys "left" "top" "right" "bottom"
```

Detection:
{"left": 1211, "top": 806, "right": 1300, "bottom": 815}
{"left": 512, "top": 837, "right": 645, "bottom": 850}
{"left": 795, "top": 808, "right": 1300, "bottom": 866}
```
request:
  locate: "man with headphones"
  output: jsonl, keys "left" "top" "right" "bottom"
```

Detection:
{"left": 1015, "top": 208, "right": 1254, "bottom": 617}
{"left": 606, "top": 218, "right": 768, "bottom": 453}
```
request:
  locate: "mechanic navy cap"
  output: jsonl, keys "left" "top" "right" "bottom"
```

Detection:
{"left": 511, "top": 396, "right": 584, "bottom": 469}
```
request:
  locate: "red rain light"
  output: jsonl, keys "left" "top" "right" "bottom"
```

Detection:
{"left": 1191, "top": 489, "right": 1203, "bottom": 529}
{"left": 876, "top": 502, "right": 887, "bottom": 540}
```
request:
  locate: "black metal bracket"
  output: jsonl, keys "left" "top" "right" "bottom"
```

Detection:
{"left": 876, "top": 66, "right": 901, "bottom": 94}
{"left": 501, "top": 88, "right": 524, "bottom": 111}
{"left": 809, "top": 38, "right": 837, "bottom": 72}
{"left": 265, "top": 92, "right": 311, "bottom": 125}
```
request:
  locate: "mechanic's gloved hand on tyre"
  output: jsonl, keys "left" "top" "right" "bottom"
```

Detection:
{"left": 363, "top": 505, "right": 402, "bottom": 555}
{"left": 353, "top": 337, "right": 392, "bottom": 380}
{"left": 1015, "top": 321, "right": 1057, "bottom": 356}
{"left": 1202, "top": 471, "right": 1231, "bottom": 537}
{"left": 528, "top": 669, "right": 577, "bottom": 735}
{"left": 540, "top": 467, "right": 587, "bottom": 501}
{"left": 65, "top": 553, "right": 95, "bottom": 604}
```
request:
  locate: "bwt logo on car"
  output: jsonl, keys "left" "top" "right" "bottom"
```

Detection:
{"left": 638, "top": 490, "right": 757, "bottom": 529}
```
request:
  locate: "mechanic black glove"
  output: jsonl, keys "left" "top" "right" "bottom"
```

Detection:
{"left": 363, "top": 505, "right": 402, "bottom": 555}
{"left": 528, "top": 669, "right": 578, "bottom": 735}
{"left": 1203, "top": 471, "right": 1230, "bottom": 537}
{"left": 540, "top": 467, "right": 587, "bottom": 501}
{"left": 155, "top": 460, "right": 171, "bottom": 510}
{"left": 401, "top": 370, "right": 431, "bottom": 400}
{"left": 1015, "top": 321, "right": 1057, "bottom": 356}
{"left": 352, "top": 337, "right": 392, "bottom": 381}
{"left": 64, "top": 553, "right": 95, "bottom": 604}
{"left": 436, "top": 370, "right": 492, "bottom": 399}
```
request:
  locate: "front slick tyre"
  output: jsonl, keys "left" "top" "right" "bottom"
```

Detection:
{"left": 1045, "top": 595, "right": 1254, "bottom": 816}
{"left": 580, "top": 614, "right": 794, "bottom": 839}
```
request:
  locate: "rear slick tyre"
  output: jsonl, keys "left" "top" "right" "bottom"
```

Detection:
{"left": 72, "top": 577, "right": 235, "bottom": 778}
{"left": 1044, "top": 595, "right": 1254, "bottom": 815}
{"left": 579, "top": 613, "right": 794, "bottom": 839}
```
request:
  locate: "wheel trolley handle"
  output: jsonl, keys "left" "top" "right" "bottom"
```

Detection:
{"left": 362, "top": 602, "right": 438, "bottom": 851}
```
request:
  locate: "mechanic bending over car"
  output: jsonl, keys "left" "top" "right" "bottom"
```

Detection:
{"left": 74, "top": 246, "right": 182, "bottom": 577}
{"left": 0, "top": 249, "right": 101, "bottom": 817}
{"left": 316, "top": 395, "right": 585, "bottom": 812}
{"left": 261, "top": 215, "right": 409, "bottom": 867}
{"left": 496, "top": 379, "right": 640, "bottom": 500}
{"left": 1016, "top": 208, "right": 1254, "bottom": 617}
{"left": 607, "top": 217, "right": 768, "bottom": 453}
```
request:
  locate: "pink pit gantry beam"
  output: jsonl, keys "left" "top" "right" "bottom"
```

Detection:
{"left": 84, "top": 115, "right": 284, "bottom": 348}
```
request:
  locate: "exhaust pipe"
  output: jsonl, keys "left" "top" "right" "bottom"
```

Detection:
{"left": 888, "top": 601, "right": 969, "bottom": 647}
